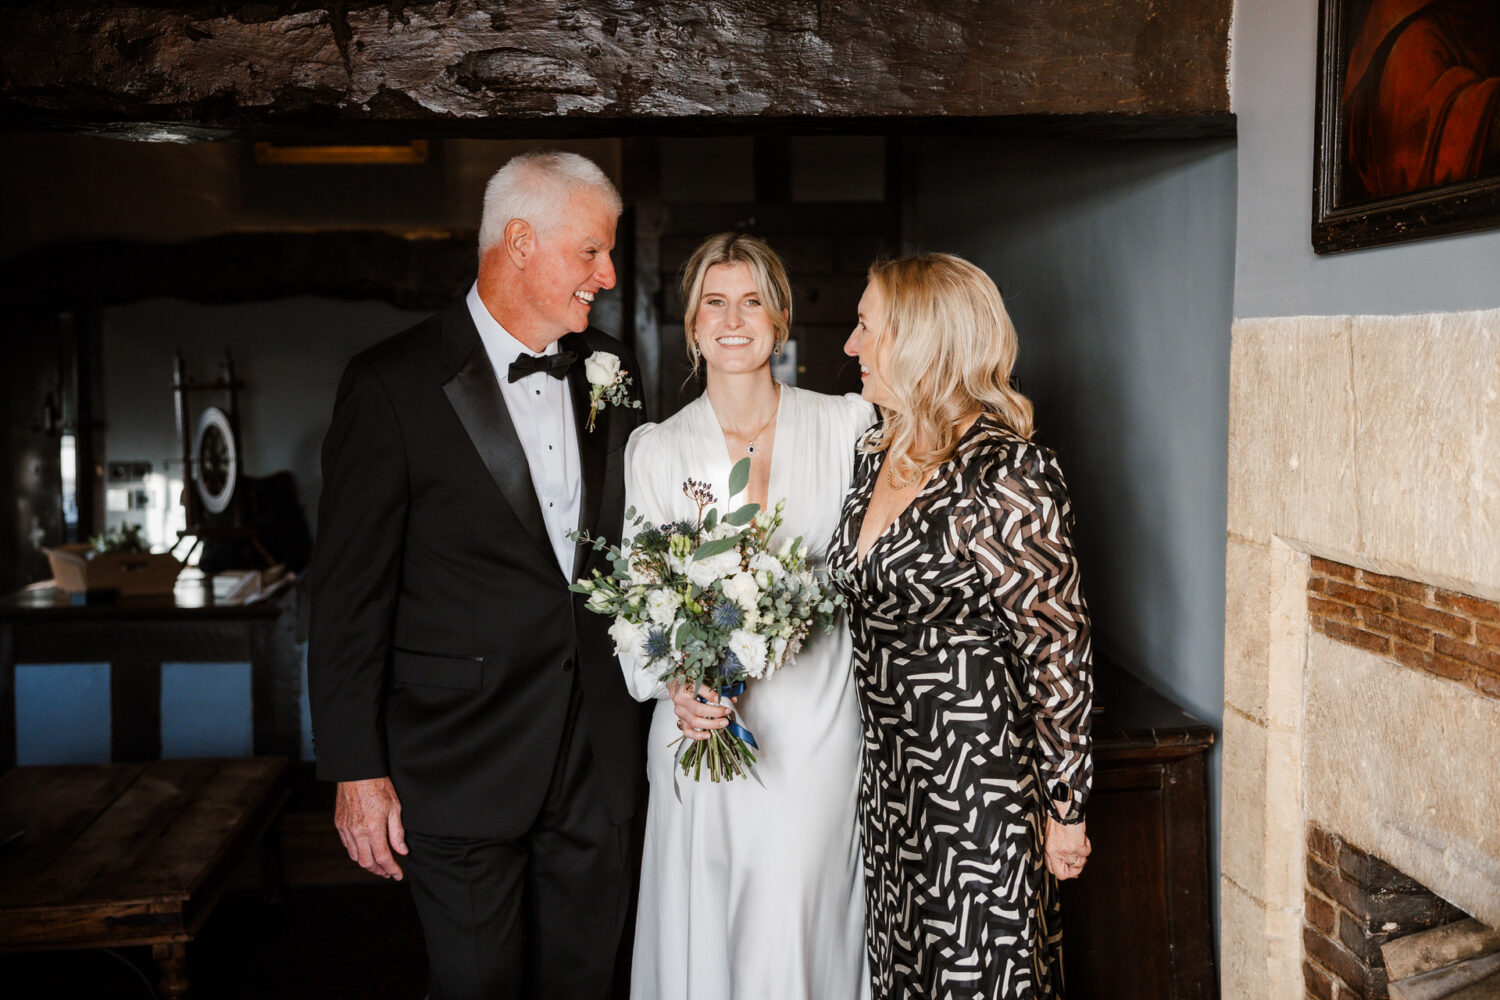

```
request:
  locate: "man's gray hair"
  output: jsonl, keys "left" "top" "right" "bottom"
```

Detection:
{"left": 478, "top": 151, "right": 623, "bottom": 260}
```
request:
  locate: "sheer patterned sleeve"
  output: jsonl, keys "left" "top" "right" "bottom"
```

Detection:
{"left": 619, "top": 425, "right": 670, "bottom": 702}
{"left": 969, "top": 441, "right": 1094, "bottom": 824}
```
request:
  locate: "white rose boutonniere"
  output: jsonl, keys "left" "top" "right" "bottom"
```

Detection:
{"left": 583, "top": 350, "right": 642, "bottom": 431}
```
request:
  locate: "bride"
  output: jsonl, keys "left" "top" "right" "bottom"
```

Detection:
{"left": 620, "top": 232, "right": 874, "bottom": 1000}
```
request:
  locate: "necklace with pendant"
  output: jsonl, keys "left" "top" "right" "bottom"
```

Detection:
{"left": 741, "top": 383, "right": 782, "bottom": 456}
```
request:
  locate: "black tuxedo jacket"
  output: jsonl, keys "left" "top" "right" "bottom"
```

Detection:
{"left": 308, "top": 297, "right": 647, "bottom": 839}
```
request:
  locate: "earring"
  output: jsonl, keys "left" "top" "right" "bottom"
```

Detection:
{"left": 774, "top": 342, "right": 783, "bottom": 357}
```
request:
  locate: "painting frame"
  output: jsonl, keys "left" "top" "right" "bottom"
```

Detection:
{"left": 1313, "top": 0, "right": 1500, "bottom": 254}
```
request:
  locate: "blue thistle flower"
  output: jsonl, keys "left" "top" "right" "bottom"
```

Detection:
{"left": 670, "top": 519, "right": 696, "bottom": 538}
{"left": 718, "top": 650, "right": 746, "bottom": 681}
{"left": 643, "top": 628, "right": 672, "bottom": 661}
{"left": 711, "top": 601, "right": 743, "bottom": 630}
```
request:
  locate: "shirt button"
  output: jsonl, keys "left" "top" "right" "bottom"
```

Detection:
{"left": 535, "top": 389, "right": 541, "bottom": 396}
{"left": 548, "top": 502, "right": 554, "bottom": 507}
{"left": 562, "top": 658, "right": 574, "bottom": 672}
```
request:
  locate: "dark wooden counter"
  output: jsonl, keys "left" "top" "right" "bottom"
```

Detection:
{"left": 1062, "top": 665, "right": 1218, "bottom": 1000}
{"left": 0, "top": 579, "right": 301, "bottom": 769}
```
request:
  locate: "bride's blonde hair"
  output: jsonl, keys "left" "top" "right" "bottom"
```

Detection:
{"left": 863, "top": 253, "right": 1034, "bottom": 481}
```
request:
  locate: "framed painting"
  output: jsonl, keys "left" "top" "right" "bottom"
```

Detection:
{"left": 1313, "top": 0, "right": 1500, "bottom": 253}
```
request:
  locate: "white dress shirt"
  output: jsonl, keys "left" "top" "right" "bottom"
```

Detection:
{"left": 466, "top": 283, "right": 581, "bottom": 579}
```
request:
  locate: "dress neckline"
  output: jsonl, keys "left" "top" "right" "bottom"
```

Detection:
{"left": 851, "top": 413, "right": 995, "bottom": 569}
{"left": 698, "top": 384, "right": 791, "bottom": 511}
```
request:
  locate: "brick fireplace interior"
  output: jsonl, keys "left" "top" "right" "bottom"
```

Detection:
{"left": 1304, "top": 823, "right": 1471, "bottom": 1000}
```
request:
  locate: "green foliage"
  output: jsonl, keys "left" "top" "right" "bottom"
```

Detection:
{"left": 691, "top": 535, "right": 743, "bottom": 561}
{"left": 721, "top": 503, "right": 760, "bottom": 527}
{"left": 90, "top": 523, "right": 148, "bottom": 555}
{"left": 728, "top": 456, "right": 750, "bottom": 498}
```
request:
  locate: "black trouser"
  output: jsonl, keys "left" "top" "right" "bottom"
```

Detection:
{"left": 402, "top": 679, "right": 633, "bottom": 1000}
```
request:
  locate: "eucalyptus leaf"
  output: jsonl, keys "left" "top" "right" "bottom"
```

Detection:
{"left": 692, "top": 535, "right": 744, "bottom": 560}
{"left": 728, "top": 456, "right": 751, "bottom": 498}
{"left": 722, "top": 502, "right": 761, "bottom": 527}
{"left": 703, "top": 508, "right": 719, "bottom": 534}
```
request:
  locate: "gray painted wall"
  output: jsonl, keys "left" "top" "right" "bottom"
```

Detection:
{"left": 1233, "top": 0, "right": 1500, "bottom": 319}
{"left": 912, "top": 135, "right": 1237, "bottom": 730}
{"left": 911, "top": 134, "right": 1238, "bottom": 936}
{"left": 100, "top": 296, "right": 434, "bottom": 538}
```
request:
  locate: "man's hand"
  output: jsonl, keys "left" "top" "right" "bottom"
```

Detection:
{"left": 334, "top": 777, "right": 407, "bottom": 880}
{"left": 1043, "top": 815, "right": 1091, "bottom": 881}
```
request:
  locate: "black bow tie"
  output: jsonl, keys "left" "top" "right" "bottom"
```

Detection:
{"left": 507, "top": 350, "right": 578, "bottom": 383}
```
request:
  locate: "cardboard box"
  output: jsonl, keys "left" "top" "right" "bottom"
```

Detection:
{"left": 44, "top": 544, "right": 183, "bottom": 596}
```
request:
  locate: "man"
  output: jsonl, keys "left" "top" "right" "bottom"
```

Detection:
{"left": 308, "top": 151, "right": 647, "bottom": 1000}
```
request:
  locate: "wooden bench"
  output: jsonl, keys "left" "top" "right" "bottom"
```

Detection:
{"left": 0, "top": 757, "right": 289, "bottom": 998}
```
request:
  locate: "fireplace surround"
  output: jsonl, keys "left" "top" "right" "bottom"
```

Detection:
{"left": 1221, "top": 308, "right": 1500, "bottom": 999}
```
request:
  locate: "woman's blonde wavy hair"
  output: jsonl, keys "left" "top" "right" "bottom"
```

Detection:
{"left": 863, "top": 253, "right": 1034, "bottom": 482}
{"left": 680, "top": 232, "right": 792, "bottom": 378}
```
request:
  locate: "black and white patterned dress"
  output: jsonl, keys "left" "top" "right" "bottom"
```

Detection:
{"left": 828, "top": 415, "right": 1094, "bottom": 1000}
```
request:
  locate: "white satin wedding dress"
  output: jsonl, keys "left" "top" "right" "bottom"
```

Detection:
{"left": 620, "top": 384, "right": 874, "bottom": 1000}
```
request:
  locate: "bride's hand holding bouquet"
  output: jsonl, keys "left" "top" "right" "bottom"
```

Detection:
{"left": 571, "top": 457, "right": 844, "bottom": 781}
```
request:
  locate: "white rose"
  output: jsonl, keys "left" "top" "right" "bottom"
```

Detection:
{"left": 749, "top": 552, "right": 784, "bottom": 581}
{"left": 721, "top": 571, "right": 761, "bottom": 612}
{"left": 645, "top": 588, "right": 681, "bottom": 626}
{"left": 728, "top": 628, "right": 768, "bottom": 679}
{"left": 686, "top": 548, "right": 742, "bottom": 589}
{"left": 608, "top": 617, "right": 643, "bottom": 659}
{"left": 584, "top": 351, "right": 622, "bottom": 386}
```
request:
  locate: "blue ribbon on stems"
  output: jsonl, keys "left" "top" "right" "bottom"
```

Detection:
{"left": 704, "top": 680, "right": 757, "bottom": 749}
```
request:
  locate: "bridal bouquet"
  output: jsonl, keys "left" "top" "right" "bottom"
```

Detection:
{"left": 571, "top": 458, "right": 845, "bottom": 781}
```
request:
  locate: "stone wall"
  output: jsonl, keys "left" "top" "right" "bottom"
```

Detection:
{"left": 1221, "top": 308, "right": 1500, "bottom": 999}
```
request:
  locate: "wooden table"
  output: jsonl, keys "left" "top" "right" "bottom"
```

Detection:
{"left": 0, "top": 757, "right": 289, "bottom": 998}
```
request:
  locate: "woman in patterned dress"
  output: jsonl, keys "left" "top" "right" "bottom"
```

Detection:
{"left": 828, "top": 253, "right": 1095, "bottom": 999}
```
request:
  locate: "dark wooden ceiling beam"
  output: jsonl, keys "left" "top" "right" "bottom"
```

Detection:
{"left": 0, "top": 0, "right": 1232, "bottom": 140}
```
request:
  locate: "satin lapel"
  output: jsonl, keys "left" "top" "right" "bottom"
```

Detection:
{"left": 442, "top": 339, "right": 557, "bottom": 574}
{"left": 563, "top": 332, "right": 606, "bottom": 582}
